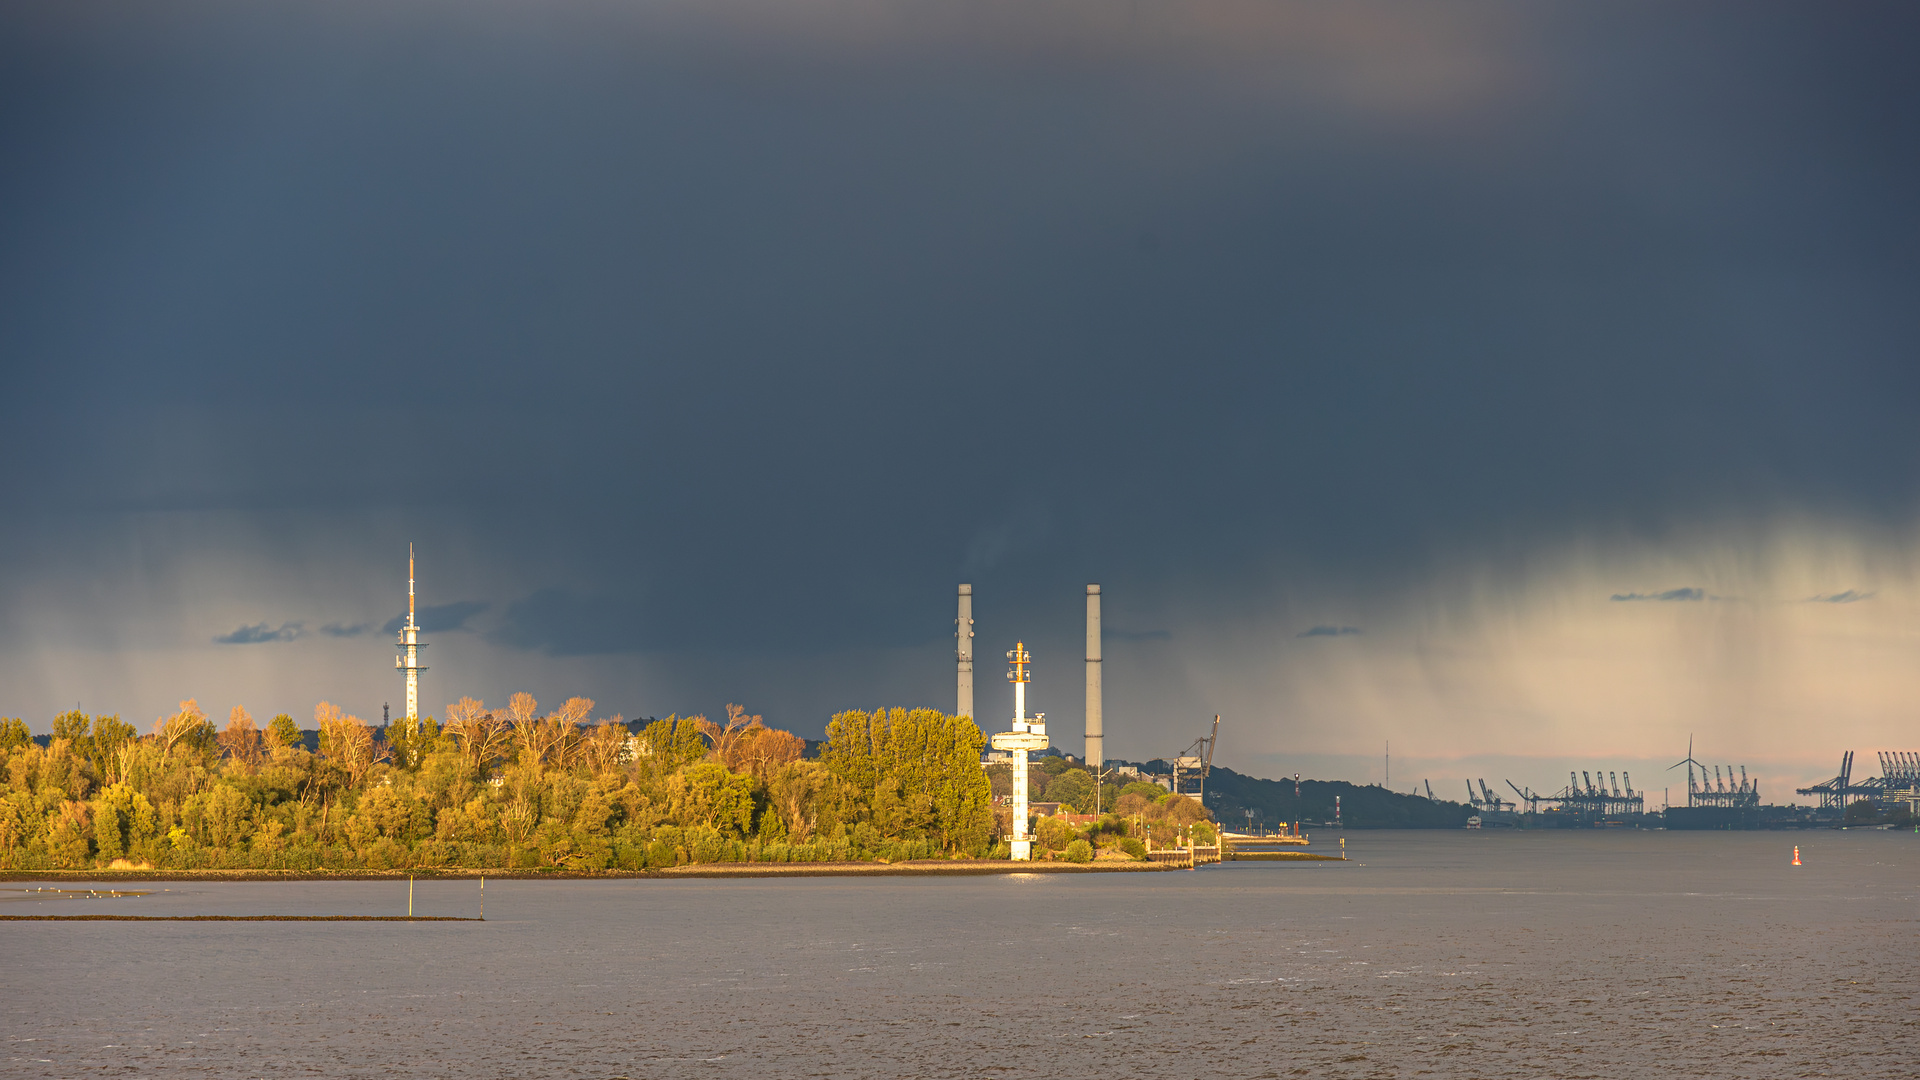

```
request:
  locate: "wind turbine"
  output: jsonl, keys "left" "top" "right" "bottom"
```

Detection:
{"left": 1668, "top": 735, "right": 1706, "bottom": 808}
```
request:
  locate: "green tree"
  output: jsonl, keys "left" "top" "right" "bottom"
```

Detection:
{"left": 670, "top": 762, "right": 755, "bottom": 836}
{"left": 822, "top": 708, "right": 992, "bottom": 853}
{"left": 92, "top": 782, "right": 158, "bottom": 863}
{"left": 1047, "top": 769, "right": 1093, "bottom": 812}
{"left": 265, "top": 714, "right": 301, "bottom": 750}
{"left": 635, "top": 716, "right": 708, "bottom": 775}
{"left": 1064, "top": 838, "right": 1093, "bottom": 863}
{"left": 0, "top": 718, "right": 30, "bottom": 753}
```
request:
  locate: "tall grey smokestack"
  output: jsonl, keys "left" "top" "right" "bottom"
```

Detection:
{"left": 956, "top": 584, "right": 974, "bottom": 719}
{"left": 1085, "top": 583, "right": 1102, "bottom": 769}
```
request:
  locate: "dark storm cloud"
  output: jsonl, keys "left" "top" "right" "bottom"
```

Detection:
{"left": 215, "top": 622, "right": 302, "bottom": 645}
{"left": 1107, "top": 628, "right": 1172, "bottom": 642}
{"left": 1299, "top": 626, "right": 1362, "bottom": 638}
{"left": 1808, "top": 590, "right": 1874, "bottom": 603}
{"left": 0, "top": 0, "right": 1917, "bottom": 726}
{"left": 383, "top": 602, "right": 490, "bottom": 636}
{"left": 320, "top": 622, "right": 373, "bottom": 638}
{"left": 490, "top": 590, "right": 654, "bottom": 657}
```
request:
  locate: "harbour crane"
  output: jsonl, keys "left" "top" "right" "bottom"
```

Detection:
{"left": 1506, "top": 779, "right": 1540, "bottom": 813}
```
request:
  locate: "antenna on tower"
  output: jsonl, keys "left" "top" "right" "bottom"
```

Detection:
{"left": 408, "top": 543, "right": 416, "bottom": 628}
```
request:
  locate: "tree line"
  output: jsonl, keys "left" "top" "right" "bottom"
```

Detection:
{"left": 0, "top": 698, "right": 1025, "bottom": 870}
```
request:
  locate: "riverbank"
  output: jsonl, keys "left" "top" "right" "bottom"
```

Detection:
{"left": 0, "top": 858, "right": 1195, "bottom": 882}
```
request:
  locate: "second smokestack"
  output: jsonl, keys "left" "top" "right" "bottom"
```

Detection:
{"left": 1085, "top": 583, "right": 1102, "bottom": 769}
{"left": 956, "top": 584, "right": 974, "bottom": 719}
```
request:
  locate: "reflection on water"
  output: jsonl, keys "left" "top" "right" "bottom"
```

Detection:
{"left": 4, "top": 831, "right": 1915, "bottom": 1078}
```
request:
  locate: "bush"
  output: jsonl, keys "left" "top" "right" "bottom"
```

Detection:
{"left": 1118, "top": 837, "right": 1146, "bottom": 860}
{"left": 1035, "top": 815, "right": 1078, "bottom": 851}
{"left": 1064, "top": 839, "right": 1093, "bottom": 863}
{"left": 1191, "top": 822, "right": 1216, "bottom": 846}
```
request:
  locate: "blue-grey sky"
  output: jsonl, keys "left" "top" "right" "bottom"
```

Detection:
{"left": 3, "top": 1, "right": 1916, "bottom": 799}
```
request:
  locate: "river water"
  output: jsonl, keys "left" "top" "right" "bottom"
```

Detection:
{"left": 4, "top": 830, "right": 1915, "bottom": 1078}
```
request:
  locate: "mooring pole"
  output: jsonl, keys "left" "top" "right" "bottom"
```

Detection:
{"left": 408, "top": 875, "right": 414, "bottom": 918}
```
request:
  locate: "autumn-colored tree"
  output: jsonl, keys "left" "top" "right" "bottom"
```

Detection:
{"left": 719, "top": 708, "right": 804, "bottom": 783}
{"left": 91, "top": 715, "right": 138, "bottom": 785}
{"left": 155, "top": 700, "right": 216, "bottom": 760}
{"left": 445, "top": 697, "right": 511, "bottom": 773}
{"left": 511, "top": 694, "right": 586, "bottom": 769}
{"left": 578, "top": 721, "right": 631, "bottom": 777}
{"left": 219, "top": 706, "right": 262, "bottom": 771}
{"left": 699, "top": 703, "right": 760, "bottom": 766}
{"left": 315, "top": 702, "right": 382, "bottom": 788}
{"left": 1160, "top": 793, "right": 1209, "bottom": 828}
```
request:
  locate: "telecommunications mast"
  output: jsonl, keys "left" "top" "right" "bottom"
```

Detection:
{"left": 395, "top": 544, "right": 428, "bottom": 724}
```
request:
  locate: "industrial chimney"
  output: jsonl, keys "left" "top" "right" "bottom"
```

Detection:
{"left": 1085, "top": 583, "right": 1102, "bottom": 769}
{"left": 956, "top": 584, "right": 974, "bottom": 719}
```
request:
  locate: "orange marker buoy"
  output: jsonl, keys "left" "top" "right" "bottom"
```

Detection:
{"left": 1792, "top": 845, "right": 1801, "bottom": 866}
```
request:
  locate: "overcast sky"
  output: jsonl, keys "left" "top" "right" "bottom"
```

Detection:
{"left": 3, "top": 0, "right": 1915, "bottom": 801}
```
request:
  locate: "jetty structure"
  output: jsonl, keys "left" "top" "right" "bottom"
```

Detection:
{"left": 395, "top": 545, "right": 427, "bottom": 724}
{"left": 990, "top": 643, "right": 1048, "bottom": 860}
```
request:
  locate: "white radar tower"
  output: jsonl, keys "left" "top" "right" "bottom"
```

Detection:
{"left": 990, "top": 642, "right": 1048, "bottom": 860}
{"left": 395, "top": 544, "right": 427, "bottom": 724}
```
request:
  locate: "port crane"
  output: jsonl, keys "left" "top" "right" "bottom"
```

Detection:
{"left": 1505, "top": 779, "right": 1545, "bottom": 813}
{"left": 1170, "top": 715, "right": 1219, "bottom": 804}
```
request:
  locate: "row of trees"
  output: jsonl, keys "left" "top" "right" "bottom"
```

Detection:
{"left": 0, "top": 699, "right": 1025, "bottom": 870}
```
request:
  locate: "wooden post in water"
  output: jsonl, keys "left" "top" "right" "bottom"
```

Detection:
{"left": 480, "top": 875, "right": 485, "bottom": 921}
{"left": 408, "top": 876, "right": 414, "bottom": 918}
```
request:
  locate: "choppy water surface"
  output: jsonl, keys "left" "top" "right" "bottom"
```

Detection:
{"left": 5, "top": 830, "right": 1915, "bottom": 1078}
